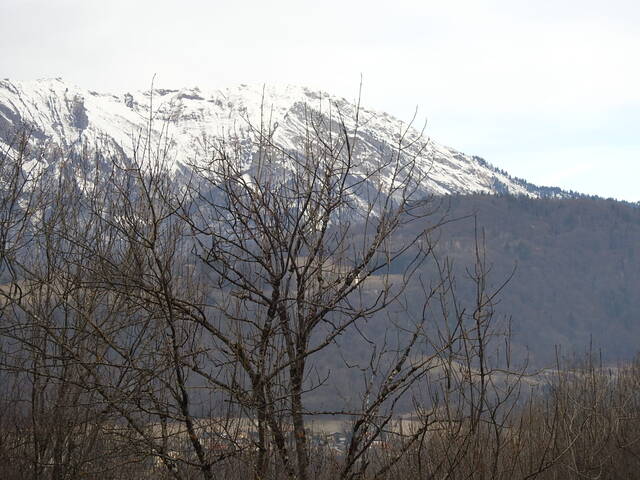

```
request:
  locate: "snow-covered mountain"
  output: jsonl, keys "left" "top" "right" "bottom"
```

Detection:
{"left": 0, "top": 78, "right": 567, "bottom": 198}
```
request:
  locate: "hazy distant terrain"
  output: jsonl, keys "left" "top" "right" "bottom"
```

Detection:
{"left": 406, "top": 194, "right": 640, "bottom": 364}
{"left": 293, "top": 194, "right": 640, "bottom": 409}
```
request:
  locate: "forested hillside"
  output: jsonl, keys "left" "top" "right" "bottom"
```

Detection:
{"left": 434, "top": 194, "right": 640, "bottom": 364}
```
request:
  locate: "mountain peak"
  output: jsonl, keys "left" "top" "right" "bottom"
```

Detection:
{"left": 0, "top": 78, "right": 572, "bottom": 199}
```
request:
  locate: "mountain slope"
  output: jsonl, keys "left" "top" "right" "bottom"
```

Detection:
{"left": 1, "top": 79, "right": 637, "bottom": 368}
{"left": 0, "top": 78, "right": 568, "bottom": 198}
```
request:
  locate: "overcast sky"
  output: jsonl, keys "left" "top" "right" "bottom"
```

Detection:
{"left": 2, "top": 0, "right": 639, "bottom": 201}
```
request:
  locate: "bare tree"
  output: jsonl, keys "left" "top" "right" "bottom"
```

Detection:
{"left": 6, "top": 89, "right": 633, "bottom": 480}
{"left": 159, "top": 94, "right": 475, "bottom": 480}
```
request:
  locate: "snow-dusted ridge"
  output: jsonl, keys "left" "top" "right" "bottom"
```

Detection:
{"left": 0, "top": 78, "right": 570, "bottom": 199}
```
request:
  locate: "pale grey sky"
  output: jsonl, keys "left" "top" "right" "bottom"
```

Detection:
{"left": 2, "top": 0, "right": 639, "bottom": 200}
